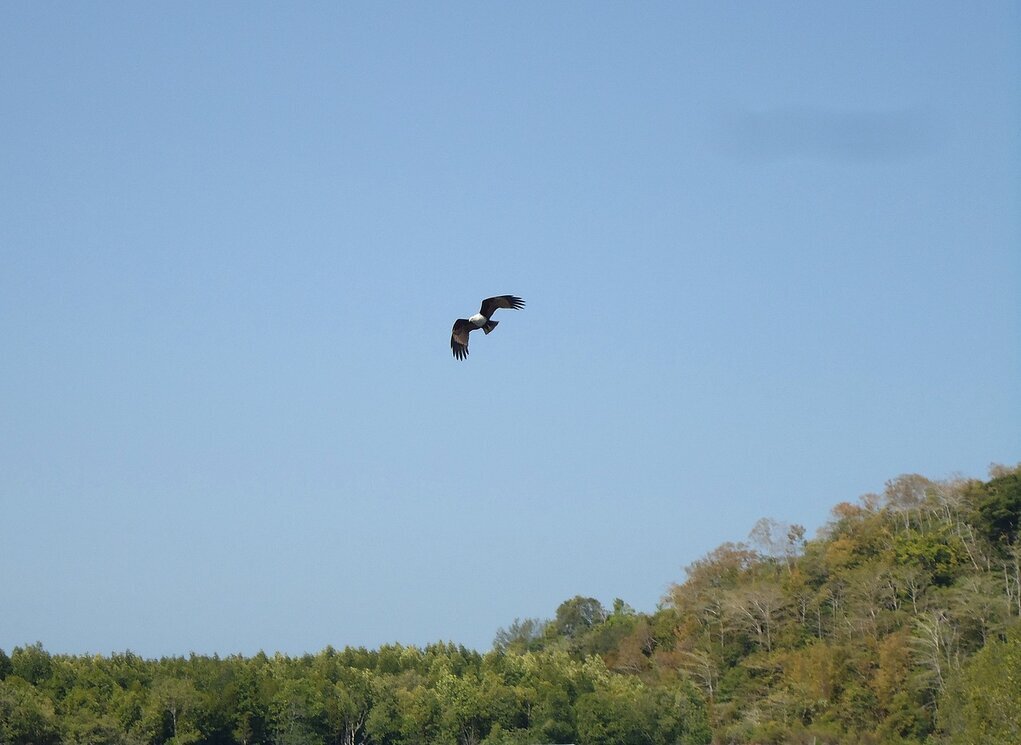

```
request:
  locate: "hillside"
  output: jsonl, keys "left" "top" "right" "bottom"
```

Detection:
{"left": 1, "top": 464, "right": 1019, "bottom": 745}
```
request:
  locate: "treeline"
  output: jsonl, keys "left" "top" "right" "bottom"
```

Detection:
{"left": 495, "top": 464, "right": 1021, "bottom": 744}
{"left": 2, "top": 464, "right": 1019, "bottom": 745}
{"left": 0, "top": 641, "right": 709, "bottom": 745}
{"left": 661, "top": 465, "right": 1021, "bottom": 744}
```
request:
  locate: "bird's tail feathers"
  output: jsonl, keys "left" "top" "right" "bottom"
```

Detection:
{"left": 482, "top": 319, "right": 499, "bottom": 334}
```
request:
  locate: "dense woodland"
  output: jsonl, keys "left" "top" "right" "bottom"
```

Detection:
{"left": 2, "top": 464, "right": 1019, "bottom": 745}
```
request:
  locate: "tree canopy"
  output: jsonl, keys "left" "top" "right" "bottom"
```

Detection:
{"left": 2, "top": 463, "right": 1018, "bottom": 744}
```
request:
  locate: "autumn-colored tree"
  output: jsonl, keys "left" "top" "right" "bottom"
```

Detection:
{"left": 1, "top": 463, "right": 1018, "bottom": 745}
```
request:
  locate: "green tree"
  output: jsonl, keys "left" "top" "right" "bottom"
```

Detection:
{"left": 436, "top": 670, "right": 488, "bottom": 745}
{"left": 550, "top": 596, "right": 607, "bottom": 641}
{"left": 62, "top": 704, "right": 130, "bottom": 745}
{"left": 57, "top": 680, "right": 131, "bottom": 745}
{"left": 270, "top": 677, "right": 325, "bottom": 745}
{"left": 638, "top": 679, "right": 711, "bottom": 745}
{"left": 975, "top": 471, "right": 1021, "bottom": 544}
{"left": 147, "top": 675, "right": 203, "bottom": 745}
{"left": 0, "top": 676, "right": 60, "bottom": 745}
{"left": 397, "top": 681, "right": 443, "bottom": 745}
{"left": 364, "top": 675, "right": 412, "bottom": 745}
{"left": 893, "top": 526, "right": 964, "bottom": 587}
{"left": 324, "top": 667, "right": 373, "bottom": 745}
{"left": 938, "top": 625, "right": 1021, "bottom": 744}
{"left": 575, "top": 688, "right": 645, "bottom": 745}
{"left": 9, "top": 643, "right": 53, "bottom": 687}
{"left": 492, "top": 619, "right": 548, "bottom": 655}
{"left": 228, "top": 662, "right": 270, "bottom": 745}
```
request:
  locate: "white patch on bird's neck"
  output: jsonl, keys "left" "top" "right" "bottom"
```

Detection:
{"left": 468, "top": 313, "right": 486, "bottom": 327}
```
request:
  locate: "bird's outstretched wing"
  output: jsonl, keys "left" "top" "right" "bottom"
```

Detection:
{"left": 480, "top": 295, "right": 525, "bottom": 318}
{"left": 450, "top": 319, "right": 472, "bottom": 360}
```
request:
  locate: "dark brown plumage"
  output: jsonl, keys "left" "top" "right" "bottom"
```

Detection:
{"left": 450, "top": 295, "right": 525, "bottom": 360}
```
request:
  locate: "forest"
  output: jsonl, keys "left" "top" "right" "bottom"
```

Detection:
{"left": 2, "top": 464, "right": 1019, "bottom": 745}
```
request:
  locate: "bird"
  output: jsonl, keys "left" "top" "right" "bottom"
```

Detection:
{"left": 450, "top": 295, "right": 525, "bottom": 360}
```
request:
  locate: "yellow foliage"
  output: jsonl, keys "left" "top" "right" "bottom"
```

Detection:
{"left": 824, "top": 537, "right": 857, "bottom": 570}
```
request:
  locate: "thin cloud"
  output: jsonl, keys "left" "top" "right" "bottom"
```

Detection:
{"left": 713, "top": 105, "right": 938, "bottom": 163}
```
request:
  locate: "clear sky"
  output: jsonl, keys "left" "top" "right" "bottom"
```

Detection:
{"left": 2, "top": 2, "right": 1018, "bottom": 657}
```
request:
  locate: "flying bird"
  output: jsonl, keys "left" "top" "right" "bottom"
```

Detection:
{"left": 450, "top": 295, "right": 525, "bottom": 360}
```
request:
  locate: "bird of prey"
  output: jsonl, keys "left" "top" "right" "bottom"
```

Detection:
{"left": 450, "top": 295, "right": 525, "bottom": 360}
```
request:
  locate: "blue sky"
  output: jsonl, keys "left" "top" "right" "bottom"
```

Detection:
{"left": 2, "top": 2, "right": 1018, "bottom": 657}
